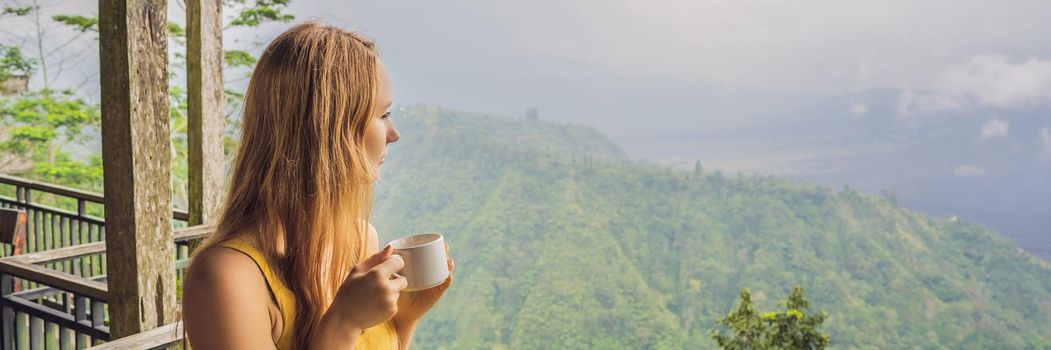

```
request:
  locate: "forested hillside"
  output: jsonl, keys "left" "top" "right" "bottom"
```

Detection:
{"left": 373, "top": 106, "right": 1051, "bottom": 349}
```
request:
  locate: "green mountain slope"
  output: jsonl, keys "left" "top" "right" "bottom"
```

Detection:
{"left": 372, "top": 106, "right": 1051, "bottom": 349}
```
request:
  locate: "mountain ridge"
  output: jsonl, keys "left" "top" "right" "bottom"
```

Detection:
{"left": 373, "top": 105, "right": 1051, "bottom": 349}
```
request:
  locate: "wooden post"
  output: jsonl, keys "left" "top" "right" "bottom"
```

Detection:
{"left": 98, "top": 0, "right": 176, "bottom": 339}
{"left": 186, "top": 0, "right": 226, "bottom": 226}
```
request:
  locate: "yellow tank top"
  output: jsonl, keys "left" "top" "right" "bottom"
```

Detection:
{"left": 219, "top": 238, "right": 399, "bottom": 350}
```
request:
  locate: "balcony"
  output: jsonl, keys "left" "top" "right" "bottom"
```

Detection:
{"left": 0, "top": 174, "right": 205, "bottom": 349}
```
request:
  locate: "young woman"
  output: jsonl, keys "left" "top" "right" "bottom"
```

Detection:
{"left": 182, "top": 21, "right": 455, "bottom": 349}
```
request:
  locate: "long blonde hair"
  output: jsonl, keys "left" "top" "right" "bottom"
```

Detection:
{"left": 188, "top": 21, "right": 382, "bottom": 347}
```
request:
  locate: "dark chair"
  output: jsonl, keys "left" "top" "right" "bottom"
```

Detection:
{"left": 0, "top": 208, "right": 26, "bottom": 248}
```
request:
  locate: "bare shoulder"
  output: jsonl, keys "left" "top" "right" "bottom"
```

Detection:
{"left": 185, "top": 246, "right": 267, "bottom": 295}
{"left": 182, "top": 245, "right": 277, "bottom": 349}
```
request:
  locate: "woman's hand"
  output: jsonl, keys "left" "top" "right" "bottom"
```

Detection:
{"left": 337, "top": 244, "right": 408, "bottom": 328}
{"left": 393, "top": 243, "right": 455, "bottom": 326}
{"left": 313, "top": 245, "right": 407, "bottom": 348}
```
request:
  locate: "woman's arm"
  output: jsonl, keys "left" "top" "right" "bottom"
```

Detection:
{"left": 311, "top": 313, "right": 363, "bottom": 348}
{"left": 182, "top": 248, "right": 280, "bottom": 350}
{"left": 393, "top": 319, "right": 419, "bottom": 350}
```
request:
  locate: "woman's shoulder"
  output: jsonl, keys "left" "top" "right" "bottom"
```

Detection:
{"left": 183, "top": 244, "right": 280, "bottom": 348}
{"left": 184, "top": 244, "right": 272, "bottom": 309}
{"left": 187, "top": 244, "right": 266, "bottom": 286}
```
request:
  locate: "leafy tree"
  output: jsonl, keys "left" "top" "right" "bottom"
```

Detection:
{"left": 0, "top": 45, "right": 33, "bottom": 81}
{"left": 0, "top": 89, "right": 99, "bottom": 172}
{"left": 710, "top": 286, "right": 830, "bottom": 350}
{"left": 0, "top": 0, "right": 295, "bottom": 208}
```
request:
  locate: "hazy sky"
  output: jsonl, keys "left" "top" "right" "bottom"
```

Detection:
{"left": 277, "top": 0, "right": 1051, "bottom": 136}
{"left": 6, "top": 0, "right": 1051, "bottom": 137}
{"left": 293, "top": 0, "right": 1051, "bottom": 90}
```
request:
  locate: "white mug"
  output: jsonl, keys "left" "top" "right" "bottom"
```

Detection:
{"left": 388, "top": 233, "right": 449, "bottom": 292}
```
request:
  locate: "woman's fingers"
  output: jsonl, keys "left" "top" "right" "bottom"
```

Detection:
{"left": 372, "top": 254, "right": 405, "bottom": 277}
{"left": 390, "top": 273, "right": 408, "bottom": 292}
{"left": 437, "top": 273, "right": 453, "bottom": 292}
{"left": 434, "top": 257, "right": 454, "bottom": 292}
{"left": 356, "top": 245, "right": 393, "bottom": 272}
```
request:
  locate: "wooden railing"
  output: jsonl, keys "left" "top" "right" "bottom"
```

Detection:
{"left": 0, "top": 174, "right": 200, "bottom": 349}
{"left": 0, "top": 225, "right": 208, "bottom": 349}
{"left": 0, "top": 174, "right": 190, "bottom": 255}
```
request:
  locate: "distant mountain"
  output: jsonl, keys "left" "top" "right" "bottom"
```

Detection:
{"left": 372, "top": 106, "right": 1051, "bottom": 349}
{"left": 625, "top": 88, "right": 1051, "bottom": 261}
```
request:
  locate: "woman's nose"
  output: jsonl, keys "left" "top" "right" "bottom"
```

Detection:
{"left": 387, "top": 124, "right": 400, "bottom": 143}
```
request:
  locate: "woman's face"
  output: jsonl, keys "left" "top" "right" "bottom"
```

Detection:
{"left": 363, "top": 61, "right": 399, "bottom": 176}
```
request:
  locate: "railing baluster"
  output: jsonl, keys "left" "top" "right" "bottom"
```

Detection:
{"left": 57, "top": 289, "right": 71, "bottom": 350}
{"left": 1, "top": 273, "right": 12, "bottom": 350}
{"left": 15, "top": 311, "right": 27, "bottom": 350}
{"left": 44, "top": 321, "right": 56, "bottom": 350}
{"left": 28, "top": 316, "right": 41, "bottom": 350}
{"left": 35, "top": 208, "right": 43, "bottom": 255}
{"left": 62, "top": 324, "right": 70, "bottom": 350}
{"left": 74, "top": 201, "right": 85, "bottom": 281}
{"left": 59, "top": 326, "right": 71, "bottom": 350}
{"left": 26, "top": 209, "right": 35, "bottom": 256}
{"left": 89, "top": 301, "right": 103, "bottom": 346}
{"left": 89, "top": 226, "right": 99, "bottom": 278}
{"left": 44, "top": 213, "right": 52, "bottom": 255}
{"left": 60, "top": 218, "right": 70, "bottom": 274}
{"left": 73, "top": 296, "right": 87, "bottom": 350}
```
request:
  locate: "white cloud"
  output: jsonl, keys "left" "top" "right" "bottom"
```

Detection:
{"left": 953, "top": 164, "right": 987, "bottom": 178}
{"left": 896, "top": 88, "right": 966, "bottom": 117}
{"left": 849, "top": 103, "right": 869, "bottom": 116}
{"left": 932, "top": 54, "right": 1051, "bottom": 108}
{"left": 980, "top": 118, "right": 1009, "bottom": 139}
{"left": 1042, "top": 127, "right": 1051, "bottom": 152}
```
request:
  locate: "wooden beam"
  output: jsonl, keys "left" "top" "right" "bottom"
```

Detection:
{"left": 5, "top": 224, "right": 214, "bottom": 265}
{"left": 86, "top": 321, "right": 181, "bottom": 350}
{"left": 0, "top": 174, "right": 106, "bottom": 204}
{"left": 0, "top": 260, "right": 108, "bottom": 301}
{"left": 99, "top": 0, "right": 177, "bottom": 339}
{"left": 186, "top": 0, "right": 226, "bottom": 226}
{"left": 0, "top": 174, "right": 192, "bottom": 222}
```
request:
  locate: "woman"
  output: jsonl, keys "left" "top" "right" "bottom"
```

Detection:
{"left": 182, "top": 21, "right": 454, "bottom": 349}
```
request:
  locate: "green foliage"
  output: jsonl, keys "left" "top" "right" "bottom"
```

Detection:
{"left": 226, "top": 0, "right": 294, "bottom": 27}
{"left": 0, "top": 90, "right": 99, "bottom": 168}
{"left": 167, "top": 21, "right": 186, "bottom": 39}
{"left": 0, "top": 45, "right": 33, "bottom": 80}
{"left": 2, "top": 6, "right": 32, "bottom": 16}
{"left": 372, "top": 106, "right": 1051, "bottom": 349}
{"left": 0, "top": 0, "right": 295, "bottom": 205}
{"left": 51, "top": 15, "right": 97, "bottom": 33}
{"left": 224, "top": 50, "right": 257, "bottom": 68}
{"left": 711, "top": 287, "right": 830, "bottom": 350}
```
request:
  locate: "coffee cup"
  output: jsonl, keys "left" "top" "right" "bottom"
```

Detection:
{"left": 387, "top": 233, "right": 449, "bottom": 292}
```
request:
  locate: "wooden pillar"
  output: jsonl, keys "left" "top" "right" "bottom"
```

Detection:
{"left": 98, "top": 0, "right": 176, "bottom": 338}
{"left": 186, "top": 0, "right": 226, "bottom": 226}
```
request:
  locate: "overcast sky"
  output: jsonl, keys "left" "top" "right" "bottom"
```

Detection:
{"left": 276, "top": 1, "right": 1051, "bottom": 135}
{"left": 6, "top": 0, "right": 1051, "bottom": 137}
{"left": 301, "top": 0, "right": 1051, "bottom": 90}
